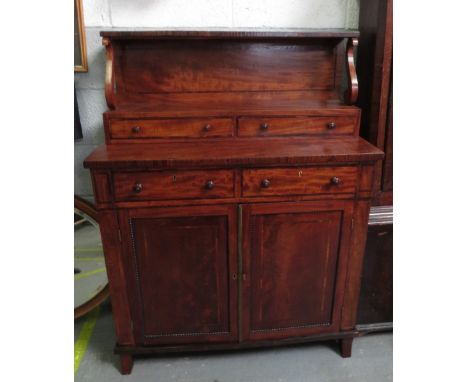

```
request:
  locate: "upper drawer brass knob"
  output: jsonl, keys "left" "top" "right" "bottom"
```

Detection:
{"left": 132, "top": 126, "right": 141, "bottom": 133}
{"left": 133, "top": 183, "right": 143, "bottom": 193}
{"left": 261, "top": 179, "right": 271, "bottom": 188}
{"left": 204, "top": 124, "right": 212, "bottom": 132}
{"left": 330, "top": 177, "right": 341, "bottom": 185}
{"left": 327, "top": 122, "right": 336, "bottom": 129}
{"left": 260, "top": 123, "right": 269, "bottom": 131}
{"left": 205, "top": 180, "right": 215, "bottom": 190}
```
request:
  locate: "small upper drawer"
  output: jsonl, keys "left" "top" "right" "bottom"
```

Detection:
{"left": 238, "top": 116, "right": 357, "bottom": 137}
{"left": 114, "top": 170, "right": 235, "bottom": 201}
{"left": 110, "top": 118, "right": 234, "bottom": 139}
{"left": 242, "top": 166, "right": 358, "bottom": 197}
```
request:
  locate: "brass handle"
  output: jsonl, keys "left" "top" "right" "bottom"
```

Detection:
{"left": 133, "top": 183, "right": 143, "bottom": 193}
{"left": 204, "top": 124, "right": 212, "bottom": 132}
{"left": 132, "top": 126, "right": 141, "bottom": 133}
{"left": 260, "top": 123, "right": 269, "bottom": 131}
{"left": 330, "top": 177, "right": 341, "bottom": 185}
{"left": 205, "top": 180, "right": 215, "bottom": 190}
{"left": 261, "top": 179, "right": 270, "bottom": 188}
{"left": 327, "top": 122, "right": 336, "bottom": 130}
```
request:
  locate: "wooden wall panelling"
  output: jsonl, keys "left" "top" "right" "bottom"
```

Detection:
{"left": 382, "top": 78, "right": 393, "bottom": 192}
{"left": 357, "top": 0, "right": 393, "bottom": 204}
{"left": 356, "top": 0, "right": 393, "bottom": 334}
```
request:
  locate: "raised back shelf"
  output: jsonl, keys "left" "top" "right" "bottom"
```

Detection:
{"left": 101, "top": 29, "right": 359, "bottom": 111}
{"left": 101, "top": 29, "right": 360, "bottom": 144}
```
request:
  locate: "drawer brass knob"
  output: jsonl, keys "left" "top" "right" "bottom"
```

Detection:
{"left": 205, "top": 180, "right": 215, "bottom": 190}
{"left": 133, "top": 183, "right": 143, "bottom": 193}
{"left": 204, "top": 124, "right": 212, "bottom": 132}
{"left": 327, "top": 122, "right": 336, "bottom": 129}
{"left": 330, "top": 177, "right": 341, "bottom": 185}
{"left": 132, "top": 126, "right": 141, "bottom": 133}
{"left": 261, "top": 179, "right": 271, "bottom": 188}
{"left": 260, "top": 123, "right": 269, "bottom": 131}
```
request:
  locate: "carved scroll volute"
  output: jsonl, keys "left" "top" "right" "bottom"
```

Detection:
{"left": 345, "top": 37, "right": 359, "bottom": 105}
{"left": 102, "top": 37, "right": 116, "bottom": 109}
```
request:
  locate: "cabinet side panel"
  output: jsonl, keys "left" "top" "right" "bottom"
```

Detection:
{"left": 99, "top": 209, "right": 135, "bottom": 346}
{"left": 341, "top": 200, "right": 371, "bottom": 329}
{"left": 91, "top": 171, "right": 113, "bottom": 203}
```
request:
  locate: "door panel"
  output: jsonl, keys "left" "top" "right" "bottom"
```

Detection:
{"left": 119, "top": 205, "right": 237, "bottom": 345}
{"left": 242, "top": 201, "right": 353, "bottom": 341}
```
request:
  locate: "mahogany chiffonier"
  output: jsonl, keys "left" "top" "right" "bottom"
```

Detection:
{"left": 84, "top": 29, "right": 384, "bottom": 375}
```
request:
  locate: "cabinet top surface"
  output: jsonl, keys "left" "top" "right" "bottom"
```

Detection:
{"left": 84, "top": 137, "right": 383, "bottom": 169}
{"left": 105, "top": 91, "right": 353, "bottom": 116}
{"left": 100, "top": 28, "right": 359, "bottom": 39}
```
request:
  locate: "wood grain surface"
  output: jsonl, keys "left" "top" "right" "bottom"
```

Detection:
{"left": 84, "top": 137, "right": 383, "bottom": 169}
{"left": 242, "top": 166, "right": 358, "bottom": 197}
{"left": 113, "top": 169, "right": 235, "bottom": 201}
{"left": 110, "top": 117, "right": 234, "bottom": 139}
{"left": 238, "top": 115, "right": 359, "bottom": 137}
{"left": 85, "top": 31, "right": 384, "bottom": 373}
{"left": 100, "top": 28, "right": 360, "bottom": 39}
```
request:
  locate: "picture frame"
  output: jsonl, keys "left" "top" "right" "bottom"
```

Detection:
{"left": 74, "top": 0, "right": 88, "bottom": 72}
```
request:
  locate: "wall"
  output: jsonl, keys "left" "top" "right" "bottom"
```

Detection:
{"left": 74, "top": 0, "right": 360, "bottom": 199}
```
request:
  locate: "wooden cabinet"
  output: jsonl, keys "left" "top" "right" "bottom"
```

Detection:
{"left": 84, "top": 29, "right": 383, "bottom": 374}
{"left": 357, "top": 0, "right": 393, "bottom": 205}
{"left": 357, "top": 206, "right": 393, "bottom": 331}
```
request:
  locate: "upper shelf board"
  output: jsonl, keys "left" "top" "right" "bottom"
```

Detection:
{"left": 100, "top": 28, "right": 360, "bottom": 40}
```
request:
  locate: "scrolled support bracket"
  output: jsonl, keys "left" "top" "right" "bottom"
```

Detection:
{"left": 345, "top": 37, "right": 359, "bottom": 105}
{"left": 102, "top": 37, "right": 116, "bottom": 109}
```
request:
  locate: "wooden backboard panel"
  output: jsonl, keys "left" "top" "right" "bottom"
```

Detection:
{"left": 114, "top": 39, "right": 339, "bottom": 96}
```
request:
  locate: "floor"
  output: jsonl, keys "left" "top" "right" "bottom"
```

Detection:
{"left": 74, "top": 301, "right": 392, "bottom": 382}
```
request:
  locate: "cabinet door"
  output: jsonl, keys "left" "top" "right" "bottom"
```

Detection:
{"left": 119, "top": 205, "right": 237, "bottom": 345}
{"left": 241, "top": 201, "right": 353, "bottom": 341}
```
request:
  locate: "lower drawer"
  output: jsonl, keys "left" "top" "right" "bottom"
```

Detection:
{"left": 242, "top": 166, "right": 358, "bottom": 197}
{"left": 114, "top": 170, "right": 235, "bottom": 201}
